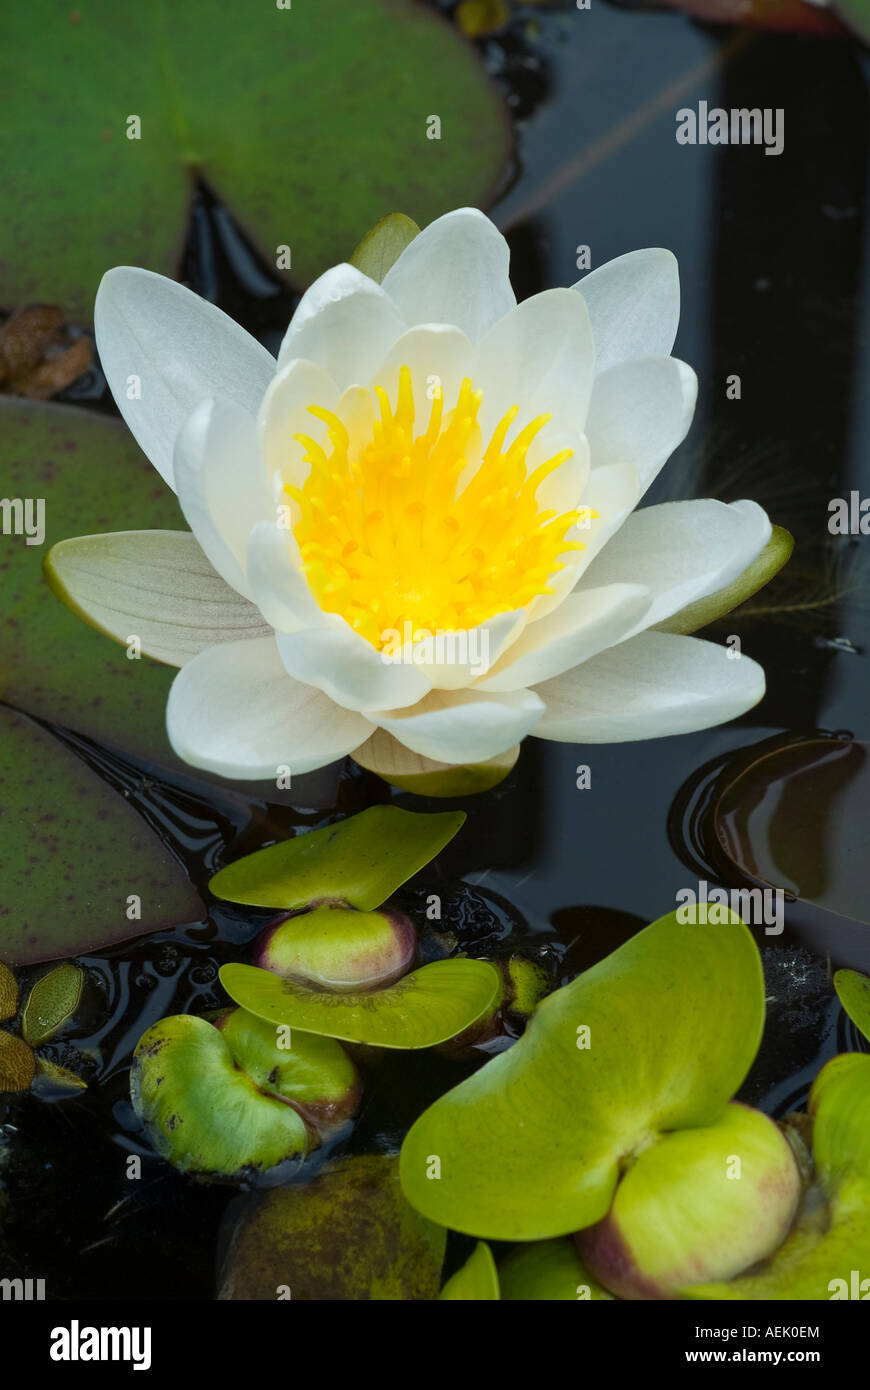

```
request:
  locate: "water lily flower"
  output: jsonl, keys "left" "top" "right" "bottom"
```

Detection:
{"left": 63, "top": 209, "right": 771, "bottom": 781}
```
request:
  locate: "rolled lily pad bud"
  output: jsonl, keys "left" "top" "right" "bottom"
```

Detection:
{"left": 575, "top": 1103, "right": 801, "bottom": 1299}
{"left": 131, "top": 1009, "right": 360, "bottom": 1183}
{"left": 438, "top": 955, "right": 548, "bottom": 1056}
{"left": 254, "top": 901, "right": 417, "bottom": 993}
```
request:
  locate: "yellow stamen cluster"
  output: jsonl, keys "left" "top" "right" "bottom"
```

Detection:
{"left": 285, "top": 366, "right": 595, "bottom": 649}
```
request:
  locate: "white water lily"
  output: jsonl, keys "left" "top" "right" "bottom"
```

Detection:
{"left": 58, "top": 208, "right": 770, "bottom": 782}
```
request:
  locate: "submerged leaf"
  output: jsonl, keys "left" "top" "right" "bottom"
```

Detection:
{"left": 22, "top": 963, "right": 83, "bottom": 1046}
{"left": 220, "top": 958, "right": 501, "bottom": 1050}
{"left": 210, "top": 805, "right": 465, "bottom": 911}
{"left": 400, "top": 909, "right": 765, "bottom": 1239}
{"left": 218, "top": 1154, "right": 446, "bottom": 1300}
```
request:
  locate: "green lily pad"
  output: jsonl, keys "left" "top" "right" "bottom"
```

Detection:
{"left": 22, "top": 964, "right": 83, "bottom": 1046}
{"left": 215, "top": 1007, "right": 359, "bottom": 1128}
{"left": 0, "top": 1029, "right": 35, "bottom": 1092}
{"left": 499, "top": 1239, "right": 615, "bottom": 1301}
{"left": 1, "top": 0, "right": 509, "bottom": 321}
{"left": 210, "top": 805, "right": 465, "bottom": 911}
{"left": 218, "top": 1154, "right": 446, "bottom": 1300}
{"left": 0, "top": 706, "right": 203, "bottom": 966}
{"left": 220, "top": 958, "right": 501, "bottom": 1050}
{"left": 688, "top": 1054, "right": 870, "bottom": 1300}
{"left": 656, "top": 526, "right": 794, "bottom": 636}
{"left": 0, "top": 963, "right": 17, "bottom": 1022}
{"left": 1, "top": 400, "right": 182, "bottom": 763}
{"left": 400, "top": 908, "right": 765, "bottom": 1239}
{"left": 350, "top": 214, "right": 421, "bottom": 284}
{"left": 834, "top": 969, "right": 870, "bottom": 1042}
{"left": 131, "top": 1011, "right": 359, "bottom": 1181}
{"left": 440, "top": 1242, "right": 499, "bottom": 1300}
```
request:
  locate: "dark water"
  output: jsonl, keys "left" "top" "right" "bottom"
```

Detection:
{"left": 3, "top": 6, "right": 870, "bottom": 1298}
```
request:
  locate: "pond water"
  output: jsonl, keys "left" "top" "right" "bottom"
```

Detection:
{"left": 2, "top": 4, "right": 870, "bottom": 1297}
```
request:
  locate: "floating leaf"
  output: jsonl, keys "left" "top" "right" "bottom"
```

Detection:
{"left": 22, "top": 963, "right": 83, "bottom": 1046}
{"left": 0, "top": 1029, "right": 35, "bottom": 1092}
{"left": 210, "top": 805, "right": 465, "bottom": 911}
{"left": 400, "top": 909, "right": 765, "bottom": 1239}
{"left": 440, "top": 1242, "right": 499, "bottom": 1300}
{"left": 34, "top": 1056, "right": 88, "bottom": 1095}
{"left": 655, "top": 526, "right": 794, "bottom": 636}
{"left": 218, "top": 1154, "right": 446, "bottom": 1300}
{"left": 0, "top": 706, "right": 203, "bottom": 965}
{"left": 1, "top": 0, "right": 510, "bottom": 320}
{"left": 131, "top": 1011, "right": 358, "bottom": 1182}
{"left": 220, "top": 958, "right": 501, "bottom": 1050}
{"left": 353, "top": 729, "right": 519, "bottom": 797}
{"left": 0, "top": 962, "right": 17, "bottom": 1022}
{"left": 834, "top": 969, "right": 870, "bottom": 1043}
{"left": 688, "top": 1054, "right": 870, "bottom": 1300}
{"left": 350, "top": 214, "right": 421, "bottom": 284}
{"left": 499, "top": 1239, "right": 614, "bottom": 1301}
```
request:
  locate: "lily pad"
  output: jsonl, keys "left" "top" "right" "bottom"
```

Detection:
{"left": 656, "top": 526, "right": 794, "bottom": 636}
{"left": 688, "top": 1054, "right": 870, "bottom": 1300}
{"left": 499, "top": 1239, "right": 614, "bottom": 1301}
{"left": 210, "top": 805, "right": 465, "bottom": 911}
{"left": 834, "top": 969, "right": 870, "bottom": 1043}
{"left": 218, "top": 1154, "right": 446, "bottom": 1300}
{"left": 0, "top": 706, "right": 202, "bottom": 966}
{"left": 22, "top": 964, "right": 83, "bottom": 1046}
{"left": 399, "top": 908, "right": 765, "bottom": 1239}
{"left": 0, "top": 399, "right": 182, "bottom": 763}
{"left": 1, "top": 0, "right": 510, "bottom": 321}
{"left": 131, "top": 1011, "right": 358, "bottom": 1181}
{"left": 220, "top": 958, "right": 501, "bottom": 1050}
{"left": 440, "top": 1242, "right": 499, "bottom": 1300}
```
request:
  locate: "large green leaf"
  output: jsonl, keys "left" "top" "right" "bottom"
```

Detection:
{"left": 220, "top": 958, "right": 501, "bottom": 1049}
{"left": 0, "top": 0, "right": 509, "bottom": 321}
{"left": 0, "top": 400, "right": 182, "bottom": 763}
{"left": 499, "top": 1240, "right": 615, "bottom": 1301}
{"left": 218, "top": 1154, "right": 446, "bottom": 1300}
{"left": 210, "top": 805, "right": 466, "bottom": 911}
{"left": 399, "top": 909, "right": 765, "bottom": 1240}
{"left": 0, "top": 706, "right": 202, "bottom": 965}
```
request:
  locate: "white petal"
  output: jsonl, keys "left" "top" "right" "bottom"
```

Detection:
{"left": 45, "top": 531, "right": 270, "bottom": 666}
{"left": 476, "top": 584, "right": 651, "bottom": 691}
{"left": 381, "top": 208, "right": 515, "bottom": 343}
{"left": 353, "top": 727, "right": 520, "bottom": 781}
{"left": 574, "top": 248, "right": 680, "bottom": 373}
{"left": 473, "top": 288, "right": 596, "bottom": 439}
{"left": 368, "top": 324, "right": 474, "bottom": 405}
{"left": 371, "top": 686, "right": 545, "bottom": 763}
{"left": 167, "top": 636, "right": 372, "bottom": 778}
{"left": 530, "top": 431, "right": 590, "bottom": 513}
{"left": 585, "top": 356, "right": 697, "bottom": 497}
{"left": 259, "top": 357, "right": 340, "bottom": 488}
{"left": 277, "top": 624, "right": 432, "bottom": 712}
{"left": 527, "top": 460, "right": 641, "bottom": 621}
{"left": 246, "top": 521, "right": 326, "bottom": 633}
{"left": 173, "top": 399, "right": 271, "bottom": 598}
{"left": 532, "top": 631, "right": 765, "bottom": 743}
{"left": 400, "top": 609, "right": 526, "bottom": 691}
{"left": 277, "top": 264, "right": 405, "bottom": 390}
{"left": 575, "top": 499, "right": 772, "bottom": 638}
{"left": 95, "top": 267, "right": 275, "bottom": 490}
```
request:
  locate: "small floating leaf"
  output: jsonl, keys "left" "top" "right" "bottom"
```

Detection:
{"left": 220, "top": 958, "right": 501, "bottom": 1050}
{"left": 0, "top": 1030, "right": 35, "bottom": 1092}
{"left": 210, "top": 805, "right": 465, "bottom": 911}
{"left": 22, "top": 963, "right": 83, "bottom": 1046}
{"left": 499, "top": 1240, "right": 614, "bottom": 1301}
{"left": 350, "top": 214, "right": 420, "bottom": 284}
{"left": 656, "top": 526, "right": 793, "bottom": 635}
{"left": 834, "top": 969, "right": 870, "bottom": 1043}
{"left": 218, "top": 1154, "right": 446, "bottom": 1301}
{"left": 0, "top": 963, "right": 17, "bottom": 1023}
{"left": 440, "top": 1242, "right": 499, "bottom": 1300}
{"left": 34, "top": 1056, "right": 88, "bottom": 1095}
{"left": 400, "top": 909, "right": 765, "bottom": 1239}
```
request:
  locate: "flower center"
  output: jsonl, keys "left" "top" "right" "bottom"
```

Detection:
{"left": 285, "top": 366, "right": 594, "bottom": 649}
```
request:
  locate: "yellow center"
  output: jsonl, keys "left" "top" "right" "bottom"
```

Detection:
{"left": 285, "top": 366, "right": 595, "bottom": 649}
